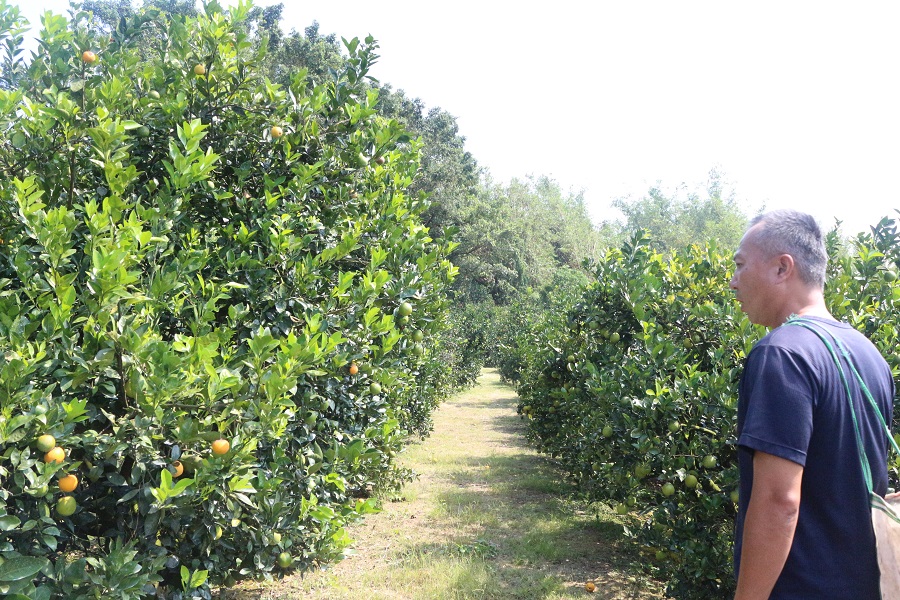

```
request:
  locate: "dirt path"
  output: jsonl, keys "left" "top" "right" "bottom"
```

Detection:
{"left": 228, "top": 369, "right": 664, "bottom": 599}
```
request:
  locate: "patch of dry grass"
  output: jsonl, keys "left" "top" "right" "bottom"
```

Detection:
{"left": 224, "top": 370, "right": 665, "bottom": 599}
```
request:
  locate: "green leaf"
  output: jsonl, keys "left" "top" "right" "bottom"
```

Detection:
{"left": 189, "top": 569, "right": 208, "bottom": 588}
{"left": 0, "top": 556, "right": 50, "bottom": 582}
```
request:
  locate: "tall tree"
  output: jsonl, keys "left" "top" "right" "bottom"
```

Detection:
{"left": 612, "top": 170, "right": 750, "bottom": 251}
{"left": 451, "top": 175, "right": 604, "bottom": 304}
{"left": 376, "top": 85, "right": 480, "bottom": 239}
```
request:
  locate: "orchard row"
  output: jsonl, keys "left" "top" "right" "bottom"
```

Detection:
{"left": 0, "top": 4, "right": 469, "bottom": 599}
{"left": 499, "top": 219, "right": 900, "bottom": 598}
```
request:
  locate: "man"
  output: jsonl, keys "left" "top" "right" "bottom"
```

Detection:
{"left": 730, "top": 210, "right": 894, "bottom": 599}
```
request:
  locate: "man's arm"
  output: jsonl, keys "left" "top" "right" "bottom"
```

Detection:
{"left": 734, "top": 451, "right": 803, "bottom": 600}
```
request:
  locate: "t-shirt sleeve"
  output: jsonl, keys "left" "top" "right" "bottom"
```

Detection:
{"left": 738, "top": 344, "right": 816, "bottom": 466}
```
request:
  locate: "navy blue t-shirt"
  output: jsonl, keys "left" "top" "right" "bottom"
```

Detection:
{"left": 735, "top": 316, "right": 894, "bottom": 599}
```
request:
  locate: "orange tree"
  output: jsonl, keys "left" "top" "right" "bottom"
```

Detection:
{"left": 0, "top": 1, "right": 456, "bottom": 597}
{"left": 506, "top": 221, "right": 900, "bottom": 598}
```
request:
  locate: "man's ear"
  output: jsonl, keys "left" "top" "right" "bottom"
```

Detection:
{"left": 775, "top": 254, "right": 795, "bottom": 280}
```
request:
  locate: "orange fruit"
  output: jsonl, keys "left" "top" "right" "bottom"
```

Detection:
{"left": 348, "top": 363, "right": 359, "bottom": 375}
{"left": 211, "top": 439, "right": 230, "bottom": 455}
{"left": 36, "top": 434, "right": 56, "bottom": 452}
{"left": 270, "top": 126, "right": 283, "bottom": 138}
{"left": 45, "top": 447, "right": 65, "bottom": 464}
{"left": 81, "top": 50, "right": 97, "bottom": 63}
{"left": 585, "top": 580, "right": 597, "bottom": 593}
{"left": 193, "top": 63, "right": 206, "bottom": 76}
{"left": 56, "top": 496, "right": 77, "bottom": 517}
{"left": 171, "top": 461, "right": 184, "bottom": 477}
{"left": 58, "top": 474, "right": 78, "bottom": 492}
{"left": 277, "top": 551, "right": 292, "bottom": 568}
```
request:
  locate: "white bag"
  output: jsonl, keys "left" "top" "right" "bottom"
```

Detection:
{"left": 872, "top": 493, "right": 900, "bottom": 600}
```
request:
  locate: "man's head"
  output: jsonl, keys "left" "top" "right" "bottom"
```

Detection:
{"left": 730, "top": 210, "right": 828, "bottom": 327}
{"left": 745, "top": 210, "right": 827, "bottom": 288}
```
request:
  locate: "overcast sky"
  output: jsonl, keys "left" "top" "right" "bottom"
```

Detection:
{"left": 10, "top": 1, "right": 900, "bottom": 235}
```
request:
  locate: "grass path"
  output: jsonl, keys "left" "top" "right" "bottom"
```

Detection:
{"left": 228, "top": 369, "right": 664, "bottom": 599}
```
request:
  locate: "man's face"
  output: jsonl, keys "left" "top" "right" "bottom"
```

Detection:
{"left": 730, "top": 225, "right": 780, "bottom": 327}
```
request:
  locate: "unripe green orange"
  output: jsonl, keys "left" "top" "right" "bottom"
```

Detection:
{"left": 56, "top": 496, "right": 77, "bottom": 517}
{"left": 36, "top": 434, "right": 56, "bottom": 452}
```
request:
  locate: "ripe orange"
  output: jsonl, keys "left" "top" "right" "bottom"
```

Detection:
{"left": 585, "top": 580, "right": 597, "bottom": 593}
{"left": 211, "top": 439, "right": 230, "bottom": 455}
{"left": 58, "top": 474, "right": 78, "bottom": 492}
{"left": 45, "top": 446, "right": 65, "bottom": 464}
{"left": 36, "top": 434, "right": 56, "bottom": 452}
{"left": 270, "top": 126, "right": 283, "bottom": 138}
{"left": 348, "top": 362, "right": 359, "bottom": 375}
{"left": 193, "top": 63, "right": 206, "bottom": 76}
{"left": 81, "top": 50, "right": 97, "bottom": 63}
{"left": 171, "top": 461, "right": 184, "bottom": 477}
{"left": 56, "top": 496, "right": 77, "bottom": 517}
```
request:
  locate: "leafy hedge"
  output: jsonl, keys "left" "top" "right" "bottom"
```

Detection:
{"left": 506, "top": 220, "right": 900, "bottom": 598}
{"left": 0, "top": 3, "right": 461, "bottom": 598}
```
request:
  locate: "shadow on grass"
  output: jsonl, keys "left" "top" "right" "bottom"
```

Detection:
{"left": 422, "top": 372, "right": 662, "bottom": 598}
{"left": 223, "top": 370, "right": 663, "bottom": 600}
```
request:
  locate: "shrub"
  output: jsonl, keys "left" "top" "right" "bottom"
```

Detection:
{"left": 512, "top": 221, "right": 900, "bottom": 598}
{"left": 0, "top": 2, "right": 455, "bottom": 597}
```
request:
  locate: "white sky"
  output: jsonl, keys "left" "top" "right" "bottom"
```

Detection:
{"left": 9, "top": 1, "right": 900, "bottom": 235}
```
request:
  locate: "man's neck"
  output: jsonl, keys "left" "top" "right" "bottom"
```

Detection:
{"left": 776, "top": 295, "right": 832, "bottom": 327}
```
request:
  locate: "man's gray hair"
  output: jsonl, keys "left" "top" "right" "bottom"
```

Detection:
{"left": 749, "top": 210, "right": 827, "bottom": 288}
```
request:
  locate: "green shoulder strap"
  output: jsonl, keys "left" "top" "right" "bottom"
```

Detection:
{"left": 783, "top": 315, "right": 900, "bottom": 494}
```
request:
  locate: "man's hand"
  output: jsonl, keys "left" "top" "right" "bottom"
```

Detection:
{"left": 734, "top": 451, "right": 803, "bottom": 600}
